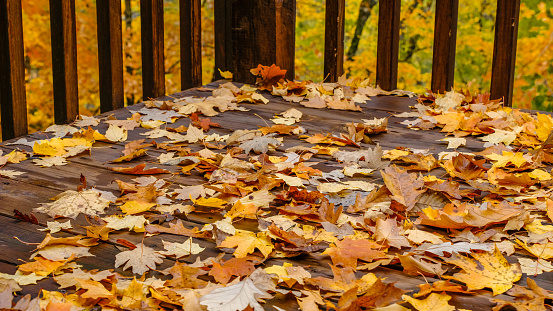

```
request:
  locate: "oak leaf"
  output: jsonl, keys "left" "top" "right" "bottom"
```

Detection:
{"left": 114, "top": 243, "right": 164, "bottom": 275}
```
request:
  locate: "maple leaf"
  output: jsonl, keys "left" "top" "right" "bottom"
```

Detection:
{"left": 250, "top": 64, "right": 287, "bottom": 90}
{"left": 374, "top": 218, "right": 410, "bottom": 249}
{"left": 381, "top": 165, "right": 425, "bottom": 211}
{"left": 18, "top": 256, "right": 71, "bottom": 276}
{"left": 164, "top": 261, "right": 208, "bottom": 289}
{"left": 322, "top": 237, "right": 387, "bottom": 268}
{"left": 159, "top": 238, "right": 205, "bottom": 258}
{"left": 402, "top": 293, "right": 455, "bottom": 311}
{"left": 199, "top": 278, "right": 266, "bottom": 311}
{"left": 239, "top": 135, "right": 282, "bottom": 154}
{"left": 35, "top": 189, "right": 110, "bottom": 219}
{"left": 115, "top": 243, "right": 164, "bottom": 275}
{"left": 307, "top": 265, "right": 379, "bottom": 295}
{"left": 326, "top": 98, "right": 363, "bottom": 111}
{"left": 104, "top": 215, "right": 148, "bottom": 232}
{"left": 110, "top": 163, "right": 170, "bottom": 175}
{"left": 209, "top": 257, "right": 257, "bottom": 284}
{"left": 398, "top": 253, "right": 447, "bottom": 277}
{"left": 0, "top": 169, "right": 25, "bottom": 178}
{"left": 413, "top": 280, "right": 475, "bottom": 298}
{"left": 145, "top": 219, "right": 211, "bottom": 238}
{"left": 265, "top": 262, "right": 312, "bottom": 287}
{"left": 444, "top": 247, "right": 522, "bottom": 295}
{"left": 13, "top": 209, "right": 39, "bottom": 225}
{"left": 77, "top": 279, "right": 114, "bottom": 299}
{"left": 218, "top": 230, "right": 273, "bottom": 258}
{"left": 32, "top": 156, "right": 67, "bottom": 167}
{"left": 104, "top": 124, "right": 128, "bottom": 142}
{"left": 54, "top": 268, "right": 114, "bottom": 289}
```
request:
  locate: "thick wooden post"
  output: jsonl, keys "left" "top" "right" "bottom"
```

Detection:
{"left": 324, "top": 0, "right": 345, "bottom": 82}
{"left": 214, "top": 0, "right": 232, "bottom": 80}
{"left": 96, "top": 0, "right": 124, "bottom": 112}
{"left": 181, "top": 0, "right": 202, "bottom": 89}
{"left": 140, "top": 0, "right": 165, "bottom": 99}
{"left": 376, "top": 0, "right": 400, "bottom": 91}
{"left": 50, "top": 0, "right": 79, "bottom": 124}
{"left": 431, "top": 0, "right": 459, "bottom": 94}
{"left": 227, "top": 0, "right": 295, "bottom": 84}
{"left": 0, "top": 0, "right": 27, "bottom": 140}
{"left": 490, "top": 0, "right": 520, "bottom": 107}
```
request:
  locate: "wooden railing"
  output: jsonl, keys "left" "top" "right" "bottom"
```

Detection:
{"left": 0, "top": 0, "right": 521, "bottom": 141}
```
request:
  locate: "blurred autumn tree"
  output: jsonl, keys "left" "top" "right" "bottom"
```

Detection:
{"left": 19, "top": 0, "right": 553, "bottom": 133}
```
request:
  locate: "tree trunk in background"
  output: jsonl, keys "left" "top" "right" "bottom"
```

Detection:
{"left": 347, "top": 0, "right": 377, "bottom": 60}
{"left": 124, "top": 0, "right": 134, "bottom": 105}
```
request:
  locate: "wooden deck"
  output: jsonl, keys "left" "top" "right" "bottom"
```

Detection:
{"left": 1, "top": 81, "right": 552, "bottom": 310}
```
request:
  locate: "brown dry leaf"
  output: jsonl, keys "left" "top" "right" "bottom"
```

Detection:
{"left": 250, "top": 64, "right": 287, "bottom": 90}
{"left": 322, "top": 238, "right": 387, "bottom": 270}
{"left": 145, "top": 219, "right": 211, "bottom": 238}
{"left": 398, "top": 253, "right": 447, "bottom": 277}
{"left": 326, "top": 99, "right": 362, "bottom": 111}
{"left": 110, "top": 163, "right": 170, "bottom": 175}
{"left": 209, "top": 257, "right": 257, "bottom": 284}
{"left": 444, "top": 247, "right": 522, "bottom": 295}
{"left": 356, "top": 279, "right": 407, "bottom": 308}
{"left": 413, "top": 280, "right": 475, "bottom": 298}
{"left": 164, "top": 261, "right": 208, "bottom": 289}
{"left": 374, "top": 218, "right": 410, "bottom": 249}
{"left": 381, "top": 165, "right": 425, "bottom": 211}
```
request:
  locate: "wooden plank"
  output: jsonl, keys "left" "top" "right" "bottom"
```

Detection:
{"left": 49, "top": 0, "right": 79, "bottom": 125}
{"left": 0, "top": 0, "right": 27, "bottom": 140}
{"left": 180, "top": 0, "right": 202, "bottom": 89}
{"left": 140, "top": 0, "right": 165, "bottom": 100}
{"left": 490, "top": 0, "right": 520, "bottom": 107}
{"left": 214, "top": 0, "right": 232, "bottom": 80}
{"left": 431, "top": 0, "right": 458, "bottom": 94}
{"left": 96, "top": 0, "right": 124, "bottom": 112}
{"left": 323, "top": 0, "right": 345, "bottom": 82}
{"left": 376, "top": 0, "right": 400, "bottom": 91}
{"left": 275, "top": 0, "right": 296, "bottom": 81}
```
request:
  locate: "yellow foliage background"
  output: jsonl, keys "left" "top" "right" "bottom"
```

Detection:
{"left": 16, "top": 0, "right": 553, "bottom": 134}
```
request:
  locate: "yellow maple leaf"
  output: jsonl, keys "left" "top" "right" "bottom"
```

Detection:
{"left": 486, "top": 151, "right": 527, "bottom": 168}
{"left": 225, "top": 201, "right": 259, "bottom": 220}
{"left": 18, "top": 256, "right": 70, "bottom": 276}
{"left": 218, "top": 230, "right": 273, "bottom": 258}
{"left": 535, "top": 112, "right": 553, "bottom": 142}
{"left": 402, "top": 293, "right": 455, "bottom": 311}
{"left": 76, "top": 279, "right": 114, "bottom": 299}
{"left": 444, "top": 247, "right": 522, "bottom": 295}
{"left": 516, "top": 239, "right": 553, "bottom": 260}
{"left": 120, "top": 201, "right": 156, "bottom": 215}
{"left": 192, "top": 197, "right": 228, "bottom": 208}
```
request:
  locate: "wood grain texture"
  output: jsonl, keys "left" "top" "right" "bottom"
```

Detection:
{"left": 376, "top": 0, "right": 400, "bottom": 91}
{"left": 180, "top": 0, "right": 202, "bottom": 89}
{"left": 324, "top": 0, "right": 345, "bottom": 82}
{"left": 49, "top": 0, "right": 79, "bottom": 125}
{"left": 490, "top": 0, "right": 520, "bottom": 107}
{"left": 276, "top": 0, "right": 296, "bottom": 81}
{"left": 96, "top": 0, "right": 124, "bottom": 112}
{"left": 140, "top": 0, "right": 165, "bottom": 99}
{"left": 431, "top": 0, "right": 458, "bottom": 94}
{"left": 214, "top": 0, "right": 232, "bottom": 80}
{"left": 229, "top": 0, "right": 295, "bottom": 83}
{"left": 0, "top": 0, "right": 27, "bottom": 140}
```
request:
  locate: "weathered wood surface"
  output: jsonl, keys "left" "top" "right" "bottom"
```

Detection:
{"left": 0, "top": 81, "right": 550, "bottom": 310}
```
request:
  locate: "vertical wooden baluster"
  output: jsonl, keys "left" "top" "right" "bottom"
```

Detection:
{"left": 376, "top": 0, "right": 400, "bottom": 91}
{"left": 214, "top": 0, "right": 232, "bottom": 80}
{"left": 180, "top": 0, "right": 202, "bottom": 89}
{"left": 96, "top": 0, "right": 124, "bottom": 112}
{"left": 276, "top": 0, "right": 296, "bottom": 81}
{"left": 0, "top": 0, "right": 27, "bottom": 140}
{"left": 50, "top": 0, "right": 79, "bottom": 124}
{"left": 140, "top": 0, "right": 165, "bottom": 99}
{"left": 431, "top": 0, "right": 458, "bottom": 94}
{"left": 324, "top": 0, "right": 345, "bottom": 82}
{"left": 491, "top": 0, "right": 520, "bottom": 107}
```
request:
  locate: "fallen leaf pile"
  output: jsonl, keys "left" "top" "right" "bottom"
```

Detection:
{"left": 2, "top": 65, "right": 553, "bottom": 310}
